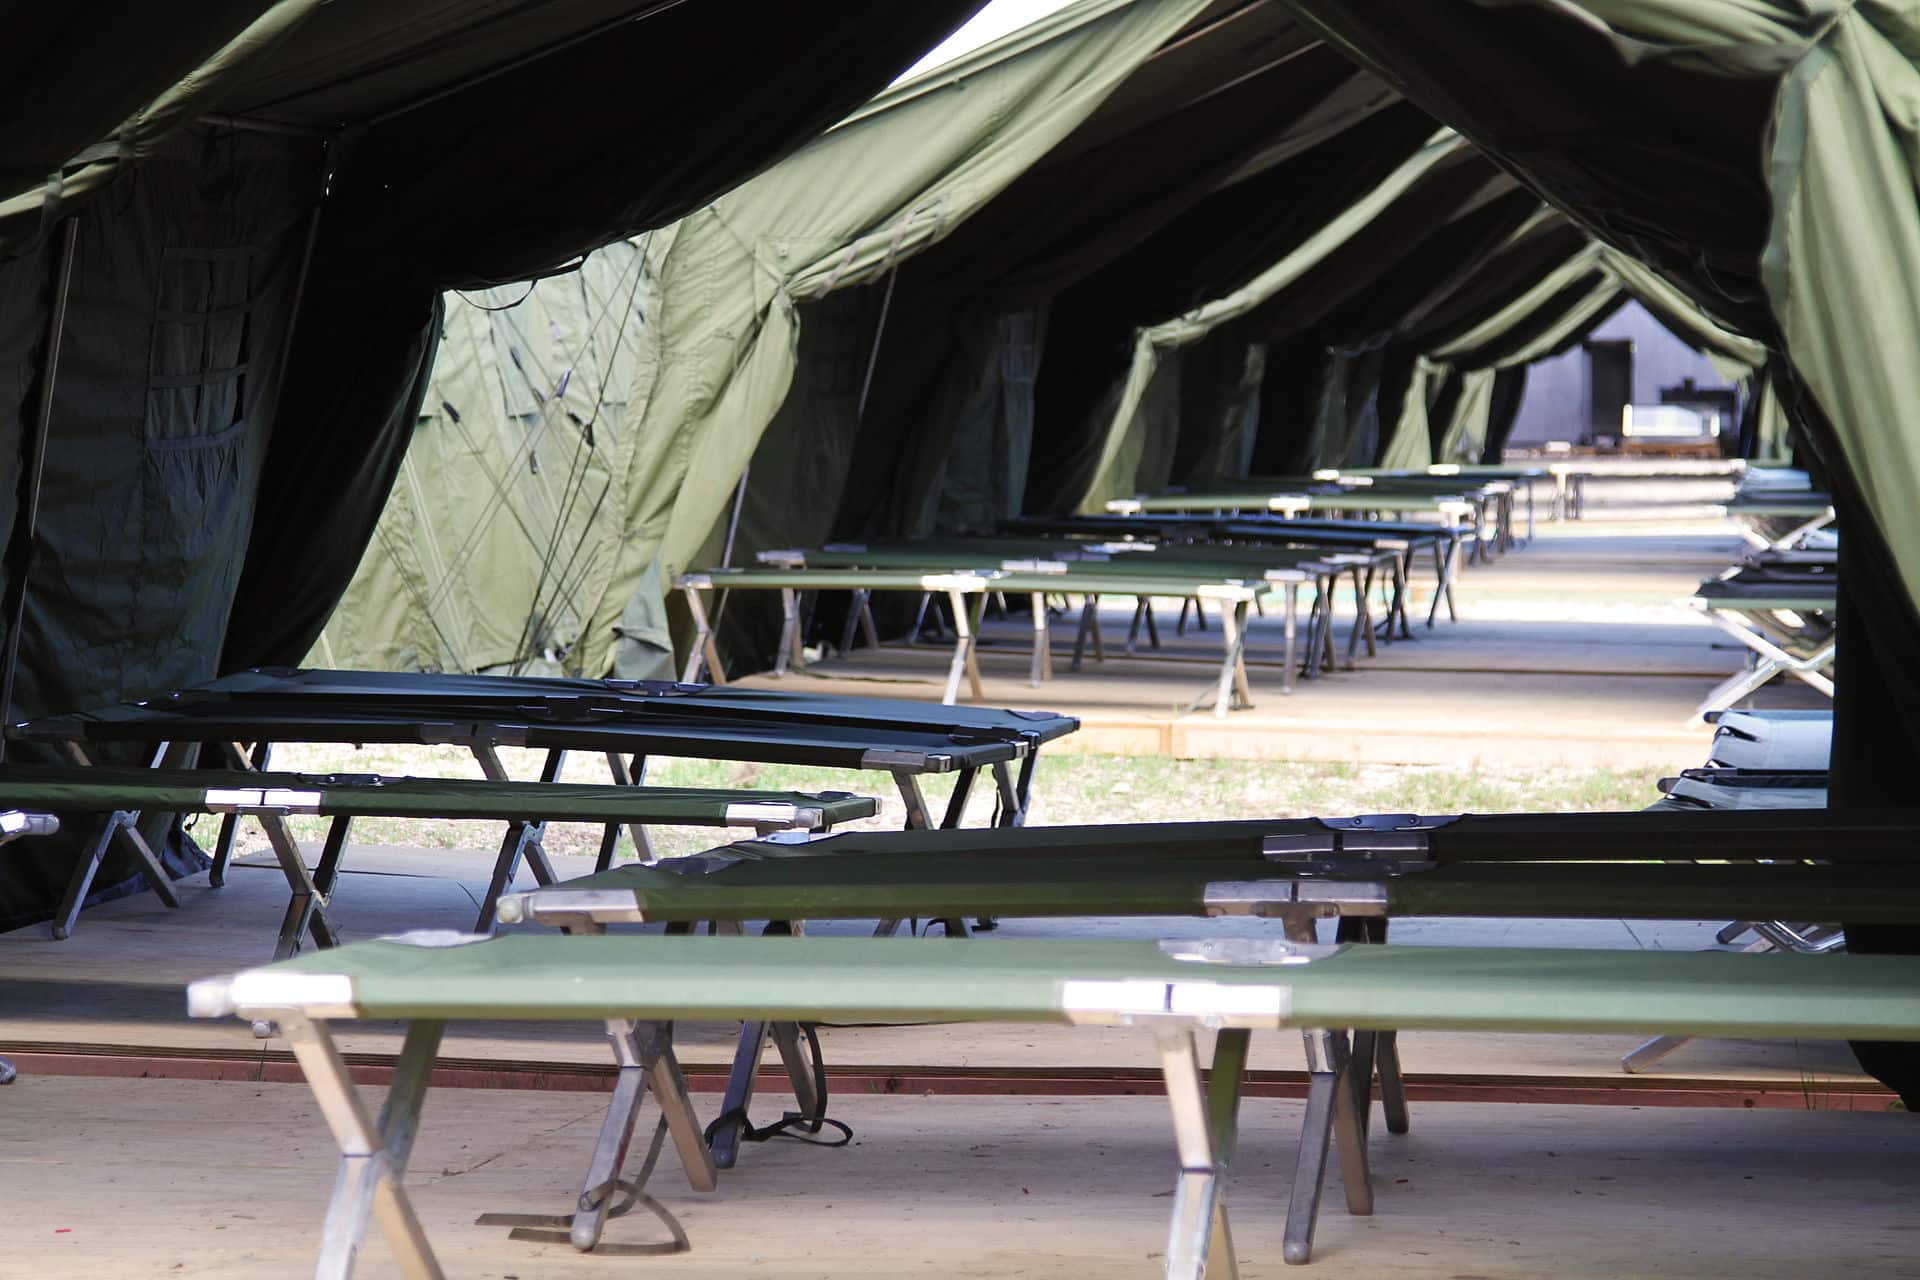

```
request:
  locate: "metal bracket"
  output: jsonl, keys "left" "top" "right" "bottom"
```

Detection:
{"left": 1201, "top": 880, "right": 1390, "bottom": 918}
{"left": 1262, "top": 814, "right": 1456, "bottom": 873}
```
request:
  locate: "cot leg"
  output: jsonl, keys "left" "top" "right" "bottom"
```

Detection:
{"left": 1071, "top": 597, "right": 1097, "bottom": 671}
{"left": 990, "top": 761, "right": 1022, "bottom": 829}
{"left": 1028, "top": 592, "right": 1051, "bottom": 686}
{"left": 1210, "top": 599, "right": 1241, "bottom": 719}
{"left": 471, "top": 747, "right": 563, "bottom": 931}
{"left": 941, "top": 769, "right": 977, "bottom": 828}
{"left": 1621, "top": 1035, "right": 1692, "bottom": 1074}
{"left": 600, "top": 753, "right": 655, "bottom": 868}
{"left": 1177, "top": 599, "right": 1192, "bottom": 636}
{"left": 940, "top": 590, "right": 983, "bottom": 705}
{"left": 1090, "top": 595, "right": 1107, "bottom": 663}
{"left": 894, "top": 772, "right": 935, "bottom": 830}
{"left": 775, "top": 588, "right": 803, "bottom": 676}
{"left": 1145, "top": 600, "right": 1161, "bottom": 649}
{"left": 1390, "top": 553, "right": 1413, "bottom": 641}
{"left": 1344, "top": 567, "right": 1375, "bottom": 664}
{"left": 1158, "top": 1027, "right": 1245, "bottom": 1280}
{"left": 1127, "top": 600, "right": 1148, "bottom": 655}
{"left": 1374, "top": 1030, "right": 1410, "bottom": 1135}
{"left": 1281, "top": 584, "right": 1298, "bottom": 695}
{"left": 51, "top": 813, "right": 121, "bottom": 940}
{"left": 964, "top": 593, "right": 987, "bottom": 699}
{"left": 768, "top": 1021, "right": 823, "bottom": 1120}
{"left": 681, "top": 588, "right": 722, "bottom": 684}
{"left": 1301, "top": 582, "right": 1326, "bottom": 680}
{"left": 210, "top": 740, "right": 272, "bottom": 887}
{"left": 1283, "top": 1029, "right": 1344, "bottom": 1266}
{"left": 648, "top": 1029, "right": 718, "bottom": 1191}
{"left": 260, "top": 811, "right": 339, "bottom": 959}
{"left": 570, "top": 1020, "right": 715, "bottom": 1251}
{"left": 53, "top": 739, "right": 184, "bottom": 939}
{"left": 1320, "top": 589, "right": 1338, "bottom": 675}
{"left": 838, "top": 588, "right": 870, "bottom": 655}
{"left": 710, "top": 1020, "right": 768, "bottom": 1170}
{"left": 285, "top": 1015, "right": 445, "bottom": 1280}
{"left": 274, "top": 815, "right": 352, "bottom": 959}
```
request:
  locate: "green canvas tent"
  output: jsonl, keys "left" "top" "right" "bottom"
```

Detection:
{"left": 0, "top": 0, "right": 986, "bottom": 929}
{"left": 1279, "top": 0, "right": 1920, "bottom": 1108}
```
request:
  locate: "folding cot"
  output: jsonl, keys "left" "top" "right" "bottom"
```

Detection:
{"left": 1001, "top": 513, "right": 1454, "bottom": 631}
{"left": 760, "top": 537, "right": 1396, "bottom": 685}
{"left": 1720, "top": 490, "right": 1836, "bottom": 551}
{"left": 1706, "top": 708, "right": 1831, "bottom": 771}
{"left": 12, "top": 668, "right": 1076, "bottom": 938}
{"left": 0, "top": 763, "right": 876, "bottom": 957}
{"left": 1544, "top": 456, "right": 1747, "bottom": 520}
{"left": 1626, "top": 710, "right": 1837, "bottom": 1072}
{"left": 1314, "top": 464, "right": 1545, "bottom": 543}
{"left": 1652, "top": 767, "right": 1828, "bottom": 812}
{"left": 679, "top": 563, "right": 1285, "bottom": 716}
{"left": 1110, "top": 489, "right": 1480, "bottom": 588}
{"left": 494, "top": 807, "right": 1920, "bottom": 1259}
{"left": 1688, "top": 570, "right": 1837, "bottom": 722}
{"left": 189, "top": 930, "right": 1920, "bottom": 1277}
{"left": 1308, "top": 473, "right": 1522, "bottom": 552}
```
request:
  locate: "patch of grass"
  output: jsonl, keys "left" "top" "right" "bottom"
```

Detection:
{"left": 220, "top": 742, "right": 1668, "bottom": 865}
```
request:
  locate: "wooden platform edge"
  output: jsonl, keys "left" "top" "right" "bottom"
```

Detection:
{"left": 1, "top": 1042, "right": 1894, "bottom": 1113}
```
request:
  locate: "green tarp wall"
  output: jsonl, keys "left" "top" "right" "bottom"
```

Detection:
{"left": 0, "top": 0, "right": 984, "bottom": 930}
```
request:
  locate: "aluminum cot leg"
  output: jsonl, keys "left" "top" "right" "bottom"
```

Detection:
{"left": 940, "top": 589, "right": 985, "bottom": 705}
{"left": 470, "top": 745, "right": 563, "bottom": 932}
{"left": 270, "top": 816, "right": 352, "bottom": 960}
{"left": 1158, "top": 1027, "right": 1247, "bottom": 1280}
{"left": 50, "top": 742, "right": 180, "bottom": 939}
{"left": 708, "top": 922, "right": 823, "bottom": 1170}
{"left": 1028, "top": 591, "right": 1051, "bottom": 685}
{"left": 567, "top": 1018, "right": 716, "bottom": 1250}
{"left": 1283, "top": 1028, "right": 1373, "bottom": 1265}
{"left": 597, "top": 752, "right": 655, "bottom": 868}
{"left": 284, "top": 1015, "right": 445, "bottom": 1280}
{"left": 210, "top": 739, "right": 272, "bottom": 887}
{"left": 680, "top": 587, "right": 725, "bottom": 684}
{"left": 1281, "top": 583, "right": 1298, "bottom": 694}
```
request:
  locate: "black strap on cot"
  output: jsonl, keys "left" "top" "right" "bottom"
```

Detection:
{"left": 477, "top": 1115, "right": 691, "bottom": 1256}
{"left": 703, "top": 1022, "right": 853, "bottom": 1150}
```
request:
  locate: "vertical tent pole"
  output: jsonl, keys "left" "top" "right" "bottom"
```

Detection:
{"left": 0, "top": 215, "right": 79, "bottom": 762}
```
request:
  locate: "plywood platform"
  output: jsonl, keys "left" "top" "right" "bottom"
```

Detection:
{"left": 5, "top": 1075, "right": 1912, "bottom": 1278}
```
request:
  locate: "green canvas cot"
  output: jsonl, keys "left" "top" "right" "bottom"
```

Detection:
{"left": 189, "top": 931, "right": 1920, "bottom": 1273}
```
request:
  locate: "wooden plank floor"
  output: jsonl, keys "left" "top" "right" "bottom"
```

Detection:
{"left": 5, "top": 1074, "right": 1911, "bottom": 1278}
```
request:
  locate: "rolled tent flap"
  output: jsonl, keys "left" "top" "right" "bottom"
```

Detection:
{"left": 1076, "top": 127, "right": 1467, "bottom": 511}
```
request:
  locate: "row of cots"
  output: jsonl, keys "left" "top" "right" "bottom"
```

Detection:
{"left": 1692, "top": 470, "right": 1836, "bottom": 722}
{"left": 675, "top": 467, "right": 1543, "bottom": 717}
{"left": 2, "top": 666, "right": 1910, "bottom": 1276}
